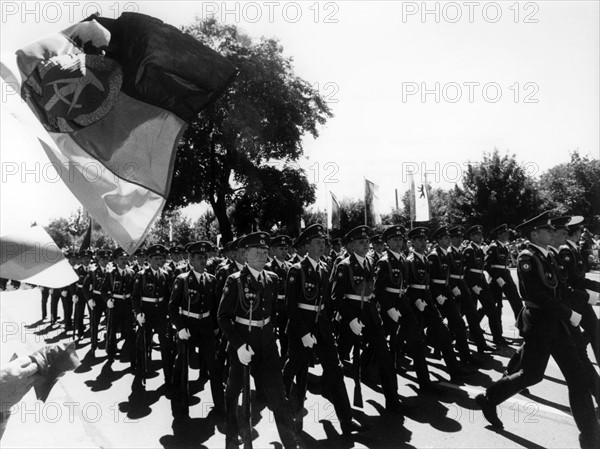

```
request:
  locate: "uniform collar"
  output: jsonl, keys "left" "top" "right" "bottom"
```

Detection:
{"left": 246, "top": 264, "right": 263, "bottom": 281}
{"left": 306, "top": 255, "right": 320, "bottom": 270}
{"left": 471, "top": 241, "right": 481, "bottom": 250}
{"left": 451, "top": 245, "right": 461, "bottom": 252}
{"left": 192, "top": 269, "right": 204, "bottom": 282}
{"left": 353, "top": 252, "right": 366, "bottom": 267}
{"left": 412, "top": 250, "right": 426, "bottom": 262}
{"left": 529, "top": 242, "right": 549, "bottom": 258}
{"left": 437, "top": 245, "right": 448, "bottom": 255}
{"left": 388, "top": 249, "right": 402, "bottom": 260}
{"left": 235, "top": 260, "right": 244, "bottom": 271}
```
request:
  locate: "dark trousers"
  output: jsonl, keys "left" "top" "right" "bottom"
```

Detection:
{"left": 105, "top": 299, "right": 135, "bottom": 362}
{"left": 73, "top": 295, "right": 87, "bottom": 337}
{"left": 408, "top": 289, "right": 461, "bottom": 373}
{"left": 61, "top": 293, "right": 73, "bottom": 330}
{"left": 451, "top": 280, "right": 488, "bottom": 350}
{"left": 275, "top": 300, "right": 289, "bottom": 361}
{"left": 467, "top": 277, "right": 504, "bottom": 341}
{"left": 433, "top": 287, "right": 471, "bottom": 361}
{"left": 189, "top": 324, "right": 224, "bottom": 412}
{"left": 388, "top": 297, "right": 430, "bottom": 386}
{"left": 579, "top": 303, "right": 600, "bottom": 365}
{"left": 88, "top": 296, "right": 106, "bottom": 350}
{"left": 225, "top": 334, "right": 299, "bottom": 448}
{"left": 41, "top": 288, "right": 50, "bottom": 319}
{"left": 489, "top": 270, "right": 522, "bottom": 320}
{"left": 487, "top": 323, "right": 598, "bottom": 438}
{"left": 135, "top": 304, "right": 173, "bottom": 382}
{"left": 282, "top": 320, "right": 352, "bottom": 425}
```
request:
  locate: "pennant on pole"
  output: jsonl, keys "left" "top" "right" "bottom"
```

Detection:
{"left": 364, "top": 178, "right": 382, "bottom": 226}
{"left": 329, "top": 191, "right": 341, "bottom": 230}
{"left": 1, "top": 12, "right": 237, "bottom": 254}
{"left": 409, "top": 174, "right": 430, "bottom": 222}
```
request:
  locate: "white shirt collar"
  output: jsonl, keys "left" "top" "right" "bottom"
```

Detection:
{"left": 567, "top": 239, "right": 578, "bottom": 249}
{"left": 235, "top": 260, "right": 244, "bottom": 270}
{"left": 497, "top": 240, "right": 508, "bottom": 247}
{"left": 246, "top": 264, "right": 263, "bottom": 281}
{"left": 353, "top": 252, "right": 366, "bottom": 266}
{"left": 471, "top": 241, "right": 481, "bottom": 249}
{"left": 192, "top": 269, "right": 203, "bottom": 282}
{"left": 529, "top": 242, "right": 549, "bottom": 258}
{"left": 451, "top": 245, "right": 461, "bottom": 252}
{"left": 438, "top": 246, "right": 448, "bottom": 255}
{"left": 548, "top": 245, "right": 559, "bottom": 254}
{"left": 307, "top": 255, "right": 320, "bottom": 270}
{"left": 388, "top": 249, "right": 402, "bottom": 260}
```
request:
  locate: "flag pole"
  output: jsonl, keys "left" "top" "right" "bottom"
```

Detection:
{"left": 325, "top": 182, "right": 330, "bottom": 238}
{"left": 363, "top": 177, "right": 367, "bottom": 226}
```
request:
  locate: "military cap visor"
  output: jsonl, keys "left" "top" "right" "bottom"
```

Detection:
{"left": 297, "top": 225, "right": 325, "bottom": 247}
{"left": 408, "top": 227, "right": 429, "bottom": 240}
{"left": 448, "top": 226, "right": 465, "bottom": 237}
{"left": 549, "top": 216, "right": 571, "bottom": 230}
{"left": 431, "top": 226, "right": 450, "bottom": 241}
{"left": 465, "top": 225, "right": 483, "bottom": 237}
{"left": 239, "top": 232, "right": 270, "bottom": 249}
{"left": 96, "top": 248, "right": 112, "bottom": 259}
{"left": 382, "top": 225, "right": 406, "bottom": 241}
{"left": 270, "top": 235, "right": 293, "bottom": 248}
{"left": 566, "top": 215, "right": 584, "bottom": 230}
{"left": 515, "top": 211, "right": 553, "bottom": 235}
{"left": 187, "top": 241, "right": 214, "bottom": 254}
{"left": 344, "top": 225, "right": 370, "bottom": 243}
{"left": 112, "top": 248, "right": 128, "bottom": 259}
{"left": 146, "top": 244, "right": 168, "bottom": 257}
{"left": 491, "top": 224, "right": 509, "bottom": 236}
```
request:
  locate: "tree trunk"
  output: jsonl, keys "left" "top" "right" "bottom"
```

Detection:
{"left": 210, "top": 193, "right": 233, "bottom": 243}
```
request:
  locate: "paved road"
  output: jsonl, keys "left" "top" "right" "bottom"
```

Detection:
{"left": 1, "top": 271, "right": 598, "bottom": 448}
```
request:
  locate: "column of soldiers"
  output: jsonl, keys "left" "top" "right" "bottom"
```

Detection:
{"left": 15, "top": 214, "right": 599, "bottom": 449}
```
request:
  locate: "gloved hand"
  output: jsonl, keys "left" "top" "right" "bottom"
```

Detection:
{"left": 387, "top": 308, "right": 401, "bottom": 322}
{"left": 61, "top": 290, "right": 67, "bottom": 298}
{"left": 569, "top": 311, "right": 582, "bottom": 327}
{"left": 178, "top": 328, "right": 191, "bottom": 340}
{"left": 471, "top": 285, "right": 483, "bottom": 295}
{"left": 415, "top": 298, "right": 427, "bottom": 312}
{"left": 436, "top": 294, "right": 447, "bottom": 306}
{"left": 237, "top": 344, "right": 254, "bottom": 365}
{"left": 301, "top": 333, "right": 317, "bottom": 348}
{"left": 349, "top": 318, "right": 364, "bottom": 336}
{"left": 136, "top": 313, "right": 145, "bottom": 325}
{"left": 87, "top": 299, "right": 95, "bottom": 309}
{"left": 106, "top": 299, "right": 115, "bottom": 309}
{"left": 496, "top": 278, "right": 506, "bottom": 288}
{"left": 452, "top": 286, "right": 461, "bottom": 297}
{"left": 72, "top": 295, "right": 79, "bottom": 304}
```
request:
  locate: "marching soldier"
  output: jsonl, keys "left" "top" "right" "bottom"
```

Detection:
{"left": 83, "top": 248, "right": 111, "bottom": 353}
{"left": 102, "top": 248, "right": 136, "bottom": 365}
{"left": 131, "top": 248, "right": 147, "bottom": 274}
{"left": 265, "top": 235, "right": 293, "bottom": 360}
{"left": 60, "top": 250, "right": 78, "bottom": 332}
{"left": 463, "top": 225, "right": 507, "bottom": 346}
{"left": 217, "top": 232, "right": 301, "bottom": 449}
{"left": 283, "top": 224, "right": 364, "bottom": 434}
{"left": 448, "top": 227, "right": 492, "bottom": 354}
{"left": 559, "top": 216, "right": 600, "bottom": 364}
{"left": 132, "top": 244, "right": 173, "bottom": 387}
{"left": 369, "top": 234, "right": 385, "bottom": 263}
{"left": 73, "top": 249, "right": 92, "bottom": 339}
{"left": 374, "top": 225, "right": 444, "bottom": 394}
{"left": 168, "top": 241, "right": 224, "bottom": 418}
{"left": 428, "top": 226, "right": 481, "bottom": 366}
{"left": 486, "top": 224, "right": 523, "bottom": 319}
{"left": 476, "top": 212, "right": 599, "bottom": 448}
{"left": 331, "top": 225, "right": 405, "bottom": 416}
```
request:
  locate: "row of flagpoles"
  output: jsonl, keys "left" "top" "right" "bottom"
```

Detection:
{"left": 326, "top": 175, "right": 431, "bottom": 231}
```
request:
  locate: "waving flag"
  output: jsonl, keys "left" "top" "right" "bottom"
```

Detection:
{"left": 364, "top": 178, "right": 382, "bottom": 226}
{"left": 409, "top": 174, "right": 430, "bottom": 222}
{"left": 329, "top": 191, "right": 341, "bottom": 230}
{"left": 0, "top": 226, "right": 78, "bottom": 288}
{"left": 1, "top": 13, "right": 237, "bottom": 253}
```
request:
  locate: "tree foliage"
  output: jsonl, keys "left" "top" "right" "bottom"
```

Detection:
{"left": 167, "top": 18, "right": 330, "bottom": 242}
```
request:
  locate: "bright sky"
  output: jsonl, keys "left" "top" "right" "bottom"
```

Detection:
{"left": 1, "top": 1, "right": 599, "bottom": 235}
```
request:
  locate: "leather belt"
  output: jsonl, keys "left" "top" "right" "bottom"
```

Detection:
{"left": 141, "top": 296, "right": 162, "bottom": 303}
{"left": 385, "top": 287, "right": 401, "bottom": 294}
{"left": 491, "top": 264, "right": 507, "bottom": 269}
{"left": 235, "top": 316, "right": 271, "bottom": 327}
{"left": 112, "top": 294, "right": 129, "bottom": 299}
{"left": 277, "top": 295, "right": 286, "bottom": 300}
{"left": 344, "top": 294, "right": 373, "bottom": 301}
{"left": 92, "top": 289, "right": 101, "bottom": 295}
{"left": 181, "top": 309, "right": 210, "bottom": 320}
{"left": 449, "top": 274, "right": 464, "bottom": 280}
{"left": 76, "top": 284, "right": 83, "bottom": 288}
{"left": 524, "top": 301, "right": 539, "bottom": 309}
{"left": 431, "top": 279, "right": 446, "bottom": 285}
{"left": 297, "top": 303, "right": 324, "bottom": 312}
{"left": 469, "top": 269, "right": 484, "bottom": 274}
{"left": 408, "top": 284, "right": 428, "bottom": 290}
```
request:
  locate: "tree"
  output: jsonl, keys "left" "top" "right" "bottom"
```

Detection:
{"left": 167, "top": 18, "right": 331, "bottom": 242}
{"left": 448, "top": 149, "right": 542, "bottom": 231}
{"left": 539, "top": 150, "right": 600, "bottom": 231}
{"left": 44, "top": 208, "right": 105, "bottom": 250}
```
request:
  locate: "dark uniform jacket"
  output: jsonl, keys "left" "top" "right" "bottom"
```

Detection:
{"left": 101, "top": 266, "right": 134, "bottom": 300}
{"left": 132, "top": 266, "right": 170, "bottom": 316}
{"left": 373, "top": 249, "right": 407, "bottom": 313}
{"left": 516, "top": 243, "right": 573, "bottom": 337}
{"left": 448, "top": 245, "right": 466, "bottom": 285}
{"left": 331, "top": 253, "right": 379, "bottom": 325}
{"left": 217, "top": 266, "right": 279, "bottom": 351}
{"left": 285, "top": 256, "right": 330, "bottom": 338}
{"left": 169, "top": 269, "right": 218, "bottom": 331}
{"left": 485, "top": 241, "right": 511, "bottom": 281}
{"left": 463, "top": 242, "right": 486, "bottom": 287}
{"left": 83, "top": 265, "right": 109, "bottom": 304}
{"left": 559, "top": 240, "right": 600, "bottom": 293}
{"left": 265, "top": 258, "right": 291, "bottom": 303}
{"left": 428, "top": 245, "right": 451, "bottom": 300}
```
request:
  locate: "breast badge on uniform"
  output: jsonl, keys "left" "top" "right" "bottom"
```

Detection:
{"left": 289, "top": 276, "right": 295, "bottom": 283}
{"left": 564, "top": 255, "right": 571, "bottom": 261}
{"left": 520, "top": 260, "right": 532, "bottom": 272}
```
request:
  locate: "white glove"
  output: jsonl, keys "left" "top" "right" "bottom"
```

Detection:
{"left": 415, "top": 298, "right": 427, "bottom": 312}
{"left": 387, "top": 308, "right": 401, "bottom": 322}
{"left": 49, "top": 289, "right": 54, "bottom": 294}
{"left": 349, "top": 318, "right": 364, "bottom": 336}
{"left": 569, "top": 311, "right": 582, "bottom": 327}
{"left": 61, "top": 290, "right": 67, "bottom": 298}
{"left": 334, "top": 311, "right": 342, "bottom": 322}
{"left": 452, "top": 286, "right": 461, "bottom": 297}
{"left": 72, "top": 295, "right": 79, "bottom": 304}
{"left": 107, "top": 299, "right": 115, "bottom": 309}
{"left": 136, "top": 313, "right": 145, "bottom": 325}
{"left": 87, "top": 299, "right": 95, "bottom": 309}
{"left": 436, "top": 294, "right": 447, "bottom": 306}
{"left": 588, "top": 296, "right": 596, "bottom": 305}
{"left": 496, "top": 278, "right": 506, "bottom": 288}
{"left": 301, "top": 333, "right": 317, "bottom": 348}
{"left": 237, "top": 344, "right": 254, "bottom": 365}
{"left": 178, "top": 328, "right": 191, "bottom": 340}
{"left": 471, "top": 285, "right": 483, "bottom": 295}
